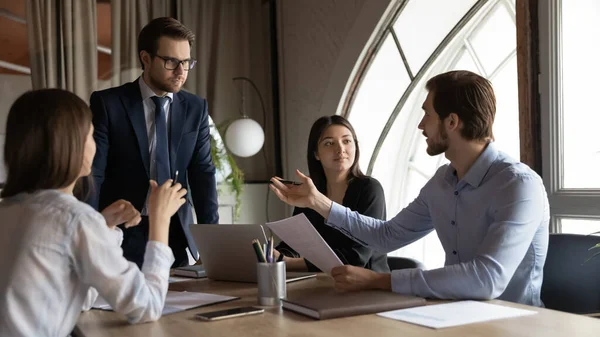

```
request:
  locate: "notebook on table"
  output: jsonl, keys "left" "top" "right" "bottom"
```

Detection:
{"left": 282, "top": 287, "right": 426, "bottom": 320}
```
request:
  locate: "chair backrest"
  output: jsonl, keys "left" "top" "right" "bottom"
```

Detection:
{"left": 541, "top": 233, "right": 600, "bottom": 314}
{"left": 387, "top": 256, "right": 425, "bottom": 271}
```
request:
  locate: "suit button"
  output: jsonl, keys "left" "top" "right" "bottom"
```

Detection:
{"left": 453, "top": 250, "right": 457, "bottom": 255}
{"left": 451, "top": 221, "right": 455, "bottom": 226}
{"left": 454, "top": 191, "right": 459, "bottom": 196}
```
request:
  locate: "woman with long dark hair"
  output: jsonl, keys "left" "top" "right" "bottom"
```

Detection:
{"left": 275, "top": 115, "right": 389, "bottom": 273}
{"left": 0, "top": 89, "right": 186, "bottom": 336}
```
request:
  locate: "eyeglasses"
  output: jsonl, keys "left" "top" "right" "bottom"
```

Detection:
{"left": 153, "top": 54, "right": 197, "bottom": 71}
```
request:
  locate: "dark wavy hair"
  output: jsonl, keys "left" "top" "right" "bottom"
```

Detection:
{"left": 306, "top": 115, "right": 366, "bottom": 194}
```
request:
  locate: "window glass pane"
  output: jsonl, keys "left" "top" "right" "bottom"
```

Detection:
{"left": 491, "top": 57, "right": 519, "bottom": 159}
{"left": 409, "top": 131, "right": 446, "bottom": 178}
{"left": 402, "top": 168, "right": 429, "bottom": 211}
{"left": 560, "top": 218, "right": 600, "bottom": 236}
{"left": 468, "top": 3, "right": 515, "bottom": 75}
{"left": 398, "top": 169, "right": 431, "bottom": 206}
{"left": 388, "top": 231, "right": 445, "bottom": 269}
{"left": 394, "top": 0, "right": 476, "bottom": 73}
{"left": 348, "top": 34, "right": 410, "bottom": 171}
{"left": 452, "top": 48, "right": 480, "bottom": 73}
{"left": 561, "top": 0, "right": 600, "bottom": 188}
{"left": 370, "top": 94, "right": 419, "bottom": 213}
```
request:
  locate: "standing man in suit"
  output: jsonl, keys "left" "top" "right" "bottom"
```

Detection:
{"left": 88, "top": 17, "right": 219, "bottom": 268}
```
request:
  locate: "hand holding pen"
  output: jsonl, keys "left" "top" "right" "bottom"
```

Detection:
{"left": 269, "top": 170, "right": 326, "bottom": 211}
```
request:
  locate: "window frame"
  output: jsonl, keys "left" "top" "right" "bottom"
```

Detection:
{"left": 539, "top": 0, "right": 600, "bottom": 233}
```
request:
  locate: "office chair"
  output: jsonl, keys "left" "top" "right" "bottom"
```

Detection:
{"left": 541, "top": 233, "right": 600, "bottom": 314}
{"left": 387, "top": 256, "right": 425, "bottom": 270}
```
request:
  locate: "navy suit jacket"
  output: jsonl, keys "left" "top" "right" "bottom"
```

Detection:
{"left": 87, "top": 80, "right": 219, "bottom": 259}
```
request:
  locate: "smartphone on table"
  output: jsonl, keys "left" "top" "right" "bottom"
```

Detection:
{"left": 195, "top": 306, "right": 264, "bottom": 321}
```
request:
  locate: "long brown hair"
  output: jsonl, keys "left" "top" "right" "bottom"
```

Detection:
{"left": 307, "top": 115, "right": 366, "bottom": 194}
{"left": 1, "top": 89, "right": 92, "bottom": 198}
{"left": 425, "top": 70, "right": 496, "bottom": 142}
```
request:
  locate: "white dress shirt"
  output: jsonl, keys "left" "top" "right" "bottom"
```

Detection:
{"left": 0, "top": 190, "right": 174, "bottom": 337}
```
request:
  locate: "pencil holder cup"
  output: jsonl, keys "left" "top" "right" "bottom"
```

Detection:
{"left": 257, "top": 261, "right": 286, "bottom": 306}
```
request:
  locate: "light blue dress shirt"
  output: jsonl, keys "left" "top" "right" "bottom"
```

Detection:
{"left": 327, "top": 143, "right": 550, "bottom": 306}
{"left": 0, "top": 190, "right": 174, "bottom": 337}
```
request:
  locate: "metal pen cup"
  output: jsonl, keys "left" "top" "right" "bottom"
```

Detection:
{"left": 257, "top": 261, "right": 286, "bottom": 306}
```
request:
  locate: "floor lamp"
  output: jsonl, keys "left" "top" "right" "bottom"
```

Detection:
{"left": 225, "top": 77, "right": 266, "bottom": 158}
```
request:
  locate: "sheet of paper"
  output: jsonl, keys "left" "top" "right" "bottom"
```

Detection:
{"left": 92, "top": 291, "right": 239, "bottom": 315}
{"left": 377, "top": 300, "right": 538, "bottom": 329}
{"left": 265, "top": 213, "right": 343, "bottom": 273}
{"left": 91, "top": 296, "right": 111, "bottom": 310}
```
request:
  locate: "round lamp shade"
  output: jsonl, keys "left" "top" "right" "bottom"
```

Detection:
{"left": 225, "top": 118, "right": 265, "bottom": 157}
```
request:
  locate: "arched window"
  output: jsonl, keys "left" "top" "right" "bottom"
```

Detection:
{"left": 345, "top": 0, "right": 517, "bottom": 269}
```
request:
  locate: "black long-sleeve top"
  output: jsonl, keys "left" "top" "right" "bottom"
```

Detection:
{"left": 276, "top": 176, "right": 390, "bottom": 273}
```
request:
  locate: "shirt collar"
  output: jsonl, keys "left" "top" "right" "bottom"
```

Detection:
{"left": 138, "top": 76, "right": 173, "bottom": 102}
{"left": 445, "top": 142, "right": 499, "bottom": 188}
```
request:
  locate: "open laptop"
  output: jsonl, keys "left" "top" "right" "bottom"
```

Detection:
{"left": 190, "top": 224, "right": 316, "bottom": 283}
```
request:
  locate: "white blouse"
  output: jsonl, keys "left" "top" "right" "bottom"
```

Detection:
{"left": 0, "top": 190, "right": 174, "bottom": 337}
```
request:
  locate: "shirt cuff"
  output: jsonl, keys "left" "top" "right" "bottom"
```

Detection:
{"left": 391, "top": 268, "right": 415, "bottom": 295}
{"left": 110, "top": 227, "right": 124, "bottom": 246}
{"left": 325, "top": 202, "right": 347, "bottom": 229}
{"left": 141, "top": 241, "right": 175, "bottom": 276}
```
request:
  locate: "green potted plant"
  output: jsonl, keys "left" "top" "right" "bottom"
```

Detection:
{"left": 209, "top": 117, "right": 244, "bottom": 220}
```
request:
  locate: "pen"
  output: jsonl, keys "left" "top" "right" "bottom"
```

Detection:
{"left": 257, "top": 240, "right": 267, "bottom": 262}
{"left": 173, "top": 170, "right": 179, "bottom": 185}
{"left": 269, "top": 179, "right": 302, "bottom": 186}
{"left": 252, "top": 239, "right": 266, "bottom": 263}
{"left": 265, "top": 238, "right": 272, "bottom": 263}
{"left": 269, "top": 235, "right": 274, "bottom": 263}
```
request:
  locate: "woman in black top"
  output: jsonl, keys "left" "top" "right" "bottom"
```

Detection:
{"left": 275, "top": 115, "right": 390, "bottom": 273}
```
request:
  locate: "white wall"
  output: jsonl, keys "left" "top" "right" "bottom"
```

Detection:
{"left": 277, "top": 0, "right": 393, "bottom": 183}
{"left": 218, "top": 183, "right": 287, "bottom": 224}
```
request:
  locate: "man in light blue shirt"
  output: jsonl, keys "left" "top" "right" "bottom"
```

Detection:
{"left": 270, "top": 70, "right": 549, "bottom": 306}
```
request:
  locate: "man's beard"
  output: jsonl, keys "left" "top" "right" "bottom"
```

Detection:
{"left": 426, "top": 127, "right": 449, "bottom": 156}
{"left": 149, "top": 73, "right": 184, "bottom": 93}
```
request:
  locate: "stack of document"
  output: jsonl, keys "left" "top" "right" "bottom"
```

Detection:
{"left": 92, "top": 291, "right": 239, "bottom": 315}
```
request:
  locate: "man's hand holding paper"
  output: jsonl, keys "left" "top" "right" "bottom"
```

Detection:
{"left": 265, "top": 213, "right": 343, "bottom": 274}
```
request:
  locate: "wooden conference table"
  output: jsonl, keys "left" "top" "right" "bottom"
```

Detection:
{"left": 75, "top": 275, "right": 600, "bottom": 337}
